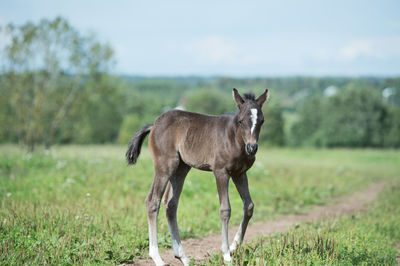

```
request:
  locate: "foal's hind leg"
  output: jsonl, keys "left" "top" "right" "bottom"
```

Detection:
{"left": 146, "top": 156, "right": 180, "bottom": 266}
{"left": 163, "top": 162, "right": 191, "bottom": 265}
{"left": 230, "top": 173, "right": 254, "bottom": 253}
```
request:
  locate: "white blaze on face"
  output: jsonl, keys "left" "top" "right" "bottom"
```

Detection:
{"left": 250, "top": 108, "right": 258, "bottom": 134}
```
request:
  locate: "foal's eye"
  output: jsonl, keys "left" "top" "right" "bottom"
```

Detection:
{"left": 238, "top": 120, "right": 242, "bottom": 124}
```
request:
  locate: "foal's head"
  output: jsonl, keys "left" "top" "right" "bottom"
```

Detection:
{"left": 233, "top": 88, "right": 269, "bottom": 155}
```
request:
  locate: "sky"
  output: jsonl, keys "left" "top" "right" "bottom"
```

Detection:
{"left": 1, "top": 0, "right": 400, "bottom": 76}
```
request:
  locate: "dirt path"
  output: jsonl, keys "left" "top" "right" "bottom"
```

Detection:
{"left": 134, "top": 183, "right": 384, "bottom": 265}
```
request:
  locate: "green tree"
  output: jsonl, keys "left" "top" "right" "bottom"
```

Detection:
{"left": 383, "top": 107, "right": 400, "bottom": 148}
{"left": 290, "top": 88, "right": 391, "bottom": 147}
{"left": 290, "top": 96, "right": 325, "bottom": 146}
{"left": 185, "top": 89, "right": 234, "bottom": 115}
{"left": 259, "top": 103, "right": 285, "bottom": 146}
{"left": 117, "top": 114, "right": 142, "bottom": 144}
{"left": 1, "top": 17, "right": 117, "bottom": 149}
{"left": 123, "top": 88, "right": 165, "bottom": 124}
{"left": 321, "top": 88, "right": 388, "bottom": 147}
{"left": 62, "top": 75, "right": 124, "bottom": 144}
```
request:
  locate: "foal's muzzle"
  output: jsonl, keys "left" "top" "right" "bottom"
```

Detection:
{"left": 245, "top": 143, "right": 258, "bottom": 155}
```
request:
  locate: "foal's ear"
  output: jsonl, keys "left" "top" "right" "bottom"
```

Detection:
{"left": 256, "top": 89, "right": 269, "bottom": 106}
{"left": 232, "top": 88, "right": 244, "bottom": 108}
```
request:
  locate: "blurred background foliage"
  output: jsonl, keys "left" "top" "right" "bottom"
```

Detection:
{"left": 1, "top": 17, "right": 399, "bottom": 149}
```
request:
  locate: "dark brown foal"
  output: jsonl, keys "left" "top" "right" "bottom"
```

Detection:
{"left": 126, "top": 88, "right": 268, "bottom": 266}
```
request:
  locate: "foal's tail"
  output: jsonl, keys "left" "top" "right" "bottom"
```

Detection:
{"left": 126, "top": 124, "right": 153, "bottom": 165}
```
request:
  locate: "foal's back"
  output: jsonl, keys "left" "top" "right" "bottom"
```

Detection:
{"left": 148, "top": 110, "right": 234, "bottom": 171}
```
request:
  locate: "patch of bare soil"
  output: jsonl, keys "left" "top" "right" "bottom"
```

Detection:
{"left": 134, "top": 183, "right": 384, "bottom": 265}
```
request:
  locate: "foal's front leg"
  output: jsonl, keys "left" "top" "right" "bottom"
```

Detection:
{"left": 214, "top": 169, "right": 232, "bottom": 262}
{"left": 230, "top": 173, "right": 254, "bottom": 253}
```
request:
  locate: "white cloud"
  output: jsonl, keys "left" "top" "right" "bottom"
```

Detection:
{"left": 122, "top": 34, "right": 400, "bottom": 76}
{"left": 340, "top": 40, "right": 376, "bottom": 59}
{"left": 340, "top": 37, "right": 400, "bottom": 60}
{"left": 183, "top": 35, "right": 270, "bottom": 69}
{"left": 242, "top": 54, "right": 261, "bottom": 64}
{"left": 315, "top": 48, "right": 329, "bottom": 60}
{"left": 187, "top": 35, "right": 239, "bottom": 64}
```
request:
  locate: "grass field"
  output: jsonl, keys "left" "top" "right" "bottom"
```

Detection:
{"left": 1, "top": 145, "right": 399, "bottom": 264}
{"left": 207, "top": 184, "right": 400, "bottom": 265}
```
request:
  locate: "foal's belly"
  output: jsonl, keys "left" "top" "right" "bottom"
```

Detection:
{"left": 179, "top": 148, "right": 214, "bottom": 172}
{"left": 193, "top": 163, "right": 213, "bottom": 172}
{"left": 178, "top": 128, "right": 217, "bottom": 171}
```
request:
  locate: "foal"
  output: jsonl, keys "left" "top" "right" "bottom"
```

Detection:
{"left": 126, "top": 88, "right": 268, "bottom": 265}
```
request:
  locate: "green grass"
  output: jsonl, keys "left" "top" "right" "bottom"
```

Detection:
{"left": 207, "top": 183, "right": 400, "bottom": 265}
{"left": 0, "top": 145, "right": 399, "bottom": 264}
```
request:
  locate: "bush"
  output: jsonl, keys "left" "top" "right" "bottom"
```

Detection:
{"left": 290, "top": 96, "right": 324, "bottom": 146}
{"left": 117, "top": 114, "right": 143, "bottom": 144}
{"left": 185, "top": 89, "right": 234, "bottom": 115}
{"left": 384, "top": 107, "right": 400, "bottom": 147}
{"left": 259, "top": 103, "right": 285, "bottom": 146}
{"left": 290, "top": 88, "right": 395, "bottom": 147}
{"left": 321, "top": 88, "right": 388, "bottom": 147}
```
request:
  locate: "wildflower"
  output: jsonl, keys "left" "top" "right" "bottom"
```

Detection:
{"left": 56, "top": 161, "right": 66, "bottom": 169}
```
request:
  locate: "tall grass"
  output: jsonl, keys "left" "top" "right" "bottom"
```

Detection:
{"left": 208, "top": 184, "right": 400, "bottom": 265}
{"left": 1, "top": 145, "right": 399, "bottom": 264}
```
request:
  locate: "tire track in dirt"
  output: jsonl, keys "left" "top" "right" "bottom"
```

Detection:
{"left": 134, "top": 183, "right": 384, "bottom": 265}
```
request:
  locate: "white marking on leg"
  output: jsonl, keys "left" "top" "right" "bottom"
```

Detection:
{"left": 167, "top": 216, "right": 190, "bottom": 265}
{"left": 221, "top": 217, "right": 231, "bottom": 262}
{"left": 223, "top": 251, "right": 232, "bottom": 262}
{"left": 250, "top": 108, "right": 258, "bottom": 134}
{"left": 230, "top": 223, "right": 243, "bottom": 252}
{"left": 173, "top": 242, "right": 189, "bottom": 265}
{"left": 169, "top": 225, "right": 189, "bottom": 264}
{"left": 148, "top": 223, "right": 166, "bottom": 266}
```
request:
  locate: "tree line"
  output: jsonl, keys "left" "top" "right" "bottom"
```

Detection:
{"left": 0, "top": 17, "right": 399, "bottom": 149}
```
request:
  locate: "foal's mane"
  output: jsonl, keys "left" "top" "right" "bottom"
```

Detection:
{"left": 243, "top": 92, "right": 256, "bottom": 101}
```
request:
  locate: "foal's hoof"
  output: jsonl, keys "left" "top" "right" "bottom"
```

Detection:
{"left": 223, "top": 252, "right": 232, "bottom": 262}
{"left": 152, "top": 262, "right": 169, "bottom": 266}
{"left": 176, "top": 256, "right": 190, "bottom": 266}
{"left": 175, "top": 255, "right": 190, "bottom": 266}
{"left": 229, "top": 243, "right": 238, "bottom": 253}
{"left": 149, "top": 254, "right": 169, "bottom": 266}
{"left": 153, "top": 262, "right": 169, "bottom": 266}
